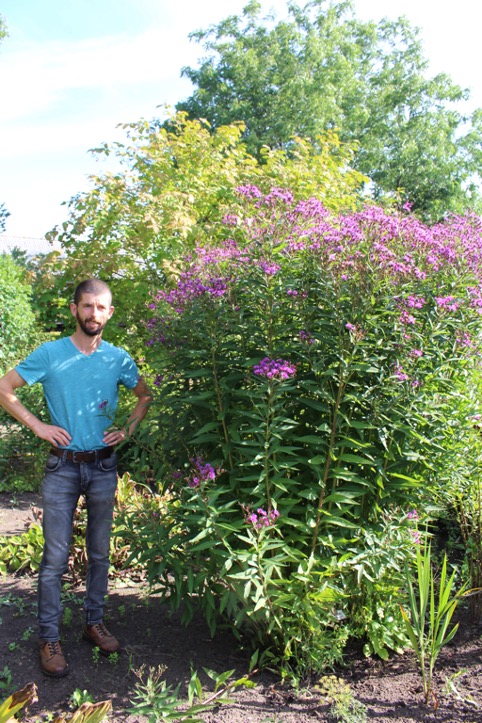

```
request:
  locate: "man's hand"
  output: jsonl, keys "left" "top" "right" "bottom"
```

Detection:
{"left": 33, "top": 421, "right": 72, "bottom": 448}
{"left": 102, "top": 428, "right": 126, "bottom": 447}
{"left": 0, "top": 370, "right": 72, "bottom": 446}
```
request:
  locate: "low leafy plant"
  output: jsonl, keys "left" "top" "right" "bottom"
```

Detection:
{"left": 0, "top": 524, "right": 43, "bottom": 573}
{"left": 400, "top": 539, "right": 468, "bottom": 706}
{"left": 129, "top": 663, "right": 256, "bottom": 722}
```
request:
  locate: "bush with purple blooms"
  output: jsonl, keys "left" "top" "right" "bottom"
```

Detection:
{"left": 121, "top": 187, "right": 482, "bottom": 676}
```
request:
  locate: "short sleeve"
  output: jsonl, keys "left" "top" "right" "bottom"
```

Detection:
{"left": 15, "top": 344, "right": 50, "bottom": 386}
{"left": 119, "top": 349, "right": 140, "bottom": 389}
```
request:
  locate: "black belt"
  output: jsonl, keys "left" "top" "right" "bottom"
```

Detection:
{"left": 49, "top": 446, "right": 114, "bottom": 463}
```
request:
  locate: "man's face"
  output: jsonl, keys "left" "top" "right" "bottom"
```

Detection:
{"left": 70, "top": 292, "right": 114, "bottom": 337}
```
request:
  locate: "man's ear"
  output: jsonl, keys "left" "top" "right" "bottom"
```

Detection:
{"left": 108, "top": 305, "right": 115, "bottom": 319}
{"left": 70, "top": 302, "right": 77, "bottom": 318}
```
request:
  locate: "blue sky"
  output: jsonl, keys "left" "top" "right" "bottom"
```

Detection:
{"left": 1, "top": 0, "right": 481, "bottom": 251}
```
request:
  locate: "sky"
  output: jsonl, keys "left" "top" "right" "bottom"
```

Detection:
{"left": 1, "top": 0, "right": 481, "bottom": 253}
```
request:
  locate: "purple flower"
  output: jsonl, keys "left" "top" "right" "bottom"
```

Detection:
{"left": 394, "top": 364, "right": 409, "bottom": 382}
{"left": 253, "top": 357, "right": 296, "bottom": 381}
{"left": 246, "top": 507, "right": 280, "bottom": 530}
{"left": 407, "top": 510, "right": 419, "bottom": 519}
{"left": 98, "top": 400, "right": 108, "bottom": 409}
{"left": 185, "top": 456, "right": 221, "bottom": 489}
{"left": 299, "top": 330, "right": 315, "bottom": 344}
{"left": 260, "top": 261, "right": 281, "bottom": 276}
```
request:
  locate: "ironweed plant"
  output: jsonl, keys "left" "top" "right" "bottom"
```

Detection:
{"left": 122, "top": 188, "right": 482, "bottom": 675}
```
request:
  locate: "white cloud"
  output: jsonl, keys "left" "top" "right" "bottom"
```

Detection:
{"left": 1, "top": 27, "right": 194, "bottom": 123}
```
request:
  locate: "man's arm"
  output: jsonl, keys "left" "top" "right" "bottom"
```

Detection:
{"left": 0, "top": 369, "right": 72, "bottom": 447}
{"left": 102, "top": 377, "right": 153, "bottom": 447}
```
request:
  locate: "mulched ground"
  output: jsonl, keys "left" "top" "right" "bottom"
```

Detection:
{"left": 1, "top": 492, "right": 482, "bottom": 722}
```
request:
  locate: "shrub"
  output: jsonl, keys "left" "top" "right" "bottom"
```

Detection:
{"left": 123, "top": 189, "right": 482, "bottom": 675}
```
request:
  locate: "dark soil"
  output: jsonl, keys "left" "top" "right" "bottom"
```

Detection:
{"left": 1, "top": 492, "right": 482, "bottom": 722}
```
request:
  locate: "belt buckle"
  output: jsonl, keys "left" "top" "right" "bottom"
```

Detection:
{"left": 72, "top": 451, "right": 83, "bottom": 463}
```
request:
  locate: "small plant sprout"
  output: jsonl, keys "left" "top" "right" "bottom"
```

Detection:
{"left": 69, "top": 689, "right": 94, "bottom": 710}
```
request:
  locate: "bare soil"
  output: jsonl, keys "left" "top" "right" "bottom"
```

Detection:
{"left": 1, "top": 492, "right": 482, "bottom": 722}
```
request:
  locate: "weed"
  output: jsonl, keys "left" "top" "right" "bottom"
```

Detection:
{"left": 91, "top": 647, "right": 101, "bottom": 665}
{"left": 8, "top": 642, "right": 17, "bottom": 652}
{"left": 316, "top": 676, "right": 367, "bottom": 723}
{"left": 108, "top": 652, "right": 120, "bottom": 665}
{"left": 63, "top": 607, "right": 73, "bottom": 627}
{"left": 21, "top": 626, "right": 35, "bottom": 641}
{"left": 443, "top": 668, "right": 480, "bottom": 709}
{"left": 69, "top": 688, "right": 94, "bottom": 710}
{"left": 0, "top": 666, "right": 13, "bottom": 697}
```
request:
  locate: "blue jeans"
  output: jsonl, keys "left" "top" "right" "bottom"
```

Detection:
{"left": 38, "top": 451, "right": 118, "bottom": 641}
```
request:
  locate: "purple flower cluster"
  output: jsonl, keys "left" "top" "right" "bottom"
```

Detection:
{"left": 260, "top": 261, "right": 281, "bottom": 276}
{"left": 299, "top": 330, "right": 315, "bottom": 344}
{"left": 186, "top": 456, "right": 220, "bottom": 489}
{"left": 246, "top": 507, "right": 280, "bottom": 529}
{"left": 253, "top": 357, "right": 297, "bottom": 380}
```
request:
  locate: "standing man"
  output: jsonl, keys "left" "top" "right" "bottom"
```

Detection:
{"left": 0, "top": 279, "right": 152, "bottom": 677}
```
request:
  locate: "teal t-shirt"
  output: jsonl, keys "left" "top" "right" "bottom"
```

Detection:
{"left": 16, "top": 337, "right": 140, "bottom": 451}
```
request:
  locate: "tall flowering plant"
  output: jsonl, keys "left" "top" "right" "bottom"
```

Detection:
{"left": 127, "top": 187, "right": 482, "bottom": 674}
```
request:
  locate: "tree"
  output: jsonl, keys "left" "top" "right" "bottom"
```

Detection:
{"left": 48, "top": 112, "right": 365, "bottom": 347}
{"left": 176, "top": 0, "right": 482, "bottom": 220}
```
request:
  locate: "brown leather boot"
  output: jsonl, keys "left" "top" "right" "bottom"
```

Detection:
{"left": 82, "top": 623, "right": 120, "bottom": 655}
{"left": 39, "top": 640, "right": 69, "bottom": 677}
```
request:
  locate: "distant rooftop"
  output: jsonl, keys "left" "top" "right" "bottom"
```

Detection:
{"left": 0, "top": 234, "right": 61, "bottom": 256}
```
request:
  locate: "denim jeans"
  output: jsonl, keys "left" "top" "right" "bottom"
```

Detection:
{"left": 38, "top": 451, "right": 118, "bottom": 641}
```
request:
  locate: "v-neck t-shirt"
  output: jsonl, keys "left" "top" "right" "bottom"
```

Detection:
{"left": 15, "top": 337, "right": 140, "bottom": 451}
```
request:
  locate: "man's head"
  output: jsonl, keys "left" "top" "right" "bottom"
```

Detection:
{"left": 70, "top": 279, "right": 114, "bottom": 337}
{"left": 73, "top": 279, "right": 112, "bottom": 306}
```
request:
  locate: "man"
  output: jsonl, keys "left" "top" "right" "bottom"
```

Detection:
{"left": 0, "top": 279, "right": 152, "bottom": 677}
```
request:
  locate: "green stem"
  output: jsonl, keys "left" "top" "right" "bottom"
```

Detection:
{"left": 211, "top": 346, "right": 234, "bottom": 471}
{"left": 311, "top": 372, "right": 345, "bottom": 554}
{"left": 264, "top": 384, "right": 274, "bottom": 508}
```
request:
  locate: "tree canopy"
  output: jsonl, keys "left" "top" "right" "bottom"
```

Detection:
{"left": 176, "top": 0, "right": 482, "bottom": 220}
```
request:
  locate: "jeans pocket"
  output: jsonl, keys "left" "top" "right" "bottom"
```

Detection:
{"left": 98, "top": 453, "right": 117, "bottom": 473}
{"left": 45, "top": 454, "right": 62, "bottom": 472}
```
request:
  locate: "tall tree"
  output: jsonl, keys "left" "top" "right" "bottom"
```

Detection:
{"left": 177, "top": 0, "right": 482, "bottom": 220}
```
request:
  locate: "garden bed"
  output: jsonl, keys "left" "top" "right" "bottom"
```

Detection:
{"left": 1, "top": 492, "right": 482, "bottom": 722}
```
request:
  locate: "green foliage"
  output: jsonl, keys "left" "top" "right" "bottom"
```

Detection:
{"left": 177, "top": 0, "right": 482, "bottom": 219}
{"left": 129, "top": 664, "right": 254, "bottom": 722}
{"left": 0, "top": 254, "right": 37, "bottom": 374}
{"left": 400, "top": 540, "right": 467, "bottom": 707}
{"left": 47, "top": 112, "right": 365, "bottom": 347}
{"left": 0, "top": 524, "right": 44, "bottom": 574}
{"left": 433, "top": 373, "right": 482, "bottom": 620}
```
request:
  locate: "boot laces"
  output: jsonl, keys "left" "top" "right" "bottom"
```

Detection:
{"left": 92, "top": 622, "right": 110, "bottom": 638}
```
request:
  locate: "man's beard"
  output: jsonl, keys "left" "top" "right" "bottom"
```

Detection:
{"left": 76, "top": 314, "right": 107, "bottom": 337}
